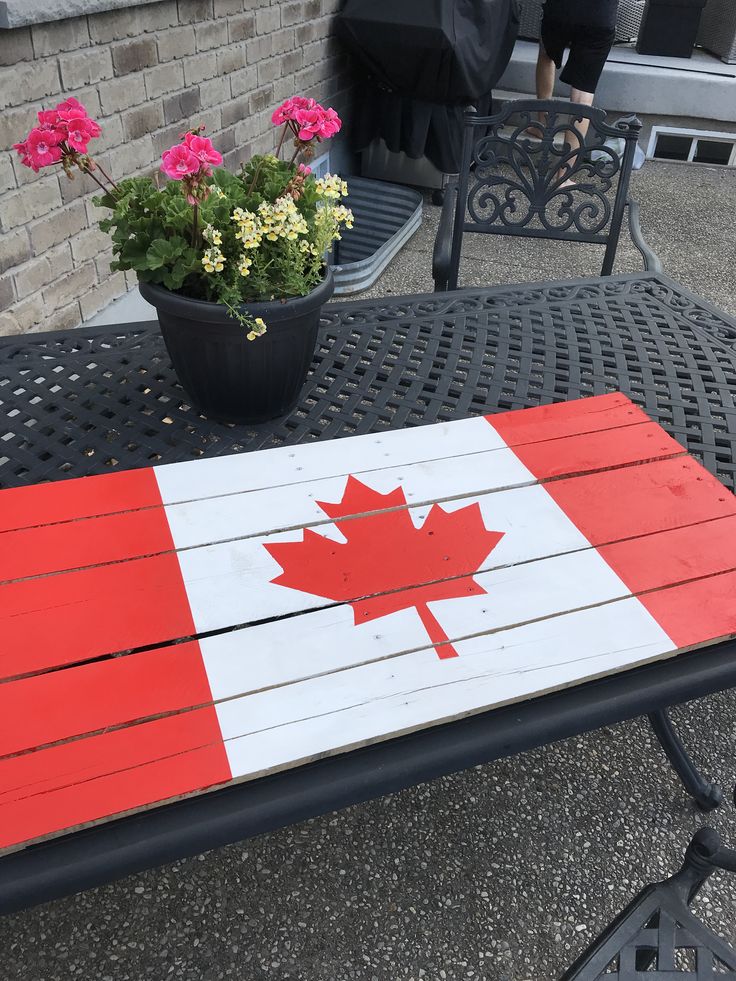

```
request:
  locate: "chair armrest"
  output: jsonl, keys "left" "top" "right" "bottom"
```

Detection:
{"left": 432, "top": 182, "right": 459, "bottom": 292}
{"left": 626, "top": 198, "right": 662, "bottom": 273}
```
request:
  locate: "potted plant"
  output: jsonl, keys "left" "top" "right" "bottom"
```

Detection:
{"left": 13, "top": 96, "right": 352, "bottom": 423}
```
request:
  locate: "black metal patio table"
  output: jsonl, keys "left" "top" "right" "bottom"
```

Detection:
{"left": 2, "top": 270, "right": 736, "bottom": 915}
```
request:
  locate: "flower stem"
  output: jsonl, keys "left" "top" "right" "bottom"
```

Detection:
{"left": 92, "top": 158, "right": 120, "bottom": 192}
{"left": 275, "top": 122, "right": 289, "bottom": 161}
{"left": 192, "top": 202, "right": 199, "bottom": 248}
{"left": 78, "top": 159, "right": 110, "bottom": 194}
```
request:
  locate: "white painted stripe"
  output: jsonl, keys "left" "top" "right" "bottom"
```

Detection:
{"left": 216, "top": 600, "right": 673, "bottom": 779}
{"left": 154, "top": 416, "right": 505, "bottom": 506}
{"left": 162, "top": 445, "right": 534, "bottom": 550}
{"left": 177, "top": 483, "right": 590, "bottom": 634}
{"left": 200, "top": 547, "right": 632, "bottom": 702}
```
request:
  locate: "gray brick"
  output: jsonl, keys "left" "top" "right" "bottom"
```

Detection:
{"left": 178, "top": 0, "right": 214, "bottom": 24}
{"left": 280, "top": 49, "right": 303, "bottom": 75}
{"left": 0, "top": 229, "right": 31, "bottom": 275}
{"left": 0, "top": 27, "right": 33, "bottom": 66}
{"left": 28, "top": 200, "right": 87, "bottom": 254}
{"left": 0, "top": 59, "right": 60, "bottom": 111}
{"left": 144, "top": 61, "right": 185, "bottom": 99}
{"left": 31, "top": 18, "right": 89, "bottom": 57}
{"left": 220, "top": 95, "right": 250, "bottom": 129}
{"left": 109, "top": 136, "right": 155, "bottom": 179}
{"left": 30, "top": 299, "right": 82, "bottom": 333}
{"left": 217, "top": 45, "right": 246, "bottom": 76}
{"left": 89, "top": 3, "right": 178, "bottom": 43}
{"left": 156, "top": 25, "right": 196, "bottom": 62}
{"left": 216, "top": 125, "right": 237, "bottom": 155}
{"left": 79, "top": 271, "right": 128, "bottom": 321}
{"left": 214, "top": 0, "right": 242, "bottom": 14}
{"left": 111, "top": 38, "right": 159, "bottom": 76}
{"left": 0, "top": 294, "right": 44, "bottom": 333}
{"left": 183, "top": 51, "right": 218, "bottom": 85}
{"left": 0, "top": 154, "right": 16, "bottom": 194}
{"left": 246, "top": 34, "right": 272, "bottom": 63}
{"left": 257, "top": 55, "right": 283, "bottom": 86}
{"left": 199, "top": 75, "right": 230, "bottom": 109}
{"left": 295, "top": 17, "right": 328, "bottom": 45}
{"left": 58, "top": 166, "right": 99, "bottom": 204}
{"left": 0, "top": 104, "right": 37, "bottom": 152}
{"left": 228, "top": 12, "right": 255, "bottom": 42}
{"left": 271, "top": 26, "right": 295, "bottom": 54}
{"left": 163, "top": 87, "right": 202, "bottom": 125}
{"left": 12, "top": 243, "right": 73, "bottom": 296}
{"left": 98, "top": 73, "right": 147, "bottom": 115}
{"left": 42, "top": 261, "right": 97, "bottom": 312}
{"left": 60, "top": 48, "right": 114, "bottom": 89}
{"left": 0, "top": 274, "right": 16, "bottom": 311}
{"left": 70, "top": 227, "right": 113, "bottom": 264}
{"left": 195, "top": 20, "right": 229, "bottom": 51}
{"left": 122, "top": 103, "right": 165, "bottom": 142}
{"left": 255, "top": 6, "right": 280, "bottom": 34}
{"left": 94, "top": 117, "right": 125, "bottom": 155}
{"left": 152, "top": 121, "right": 186, "bottom": 157}
{"left": 247, "top": 83, "right": 273, "bottom": 116}
{"left": 229, "top": 65, "right": 257, "bottom": 98}
{"left": 0, "top": 177, "right": 61, "bottom": 232}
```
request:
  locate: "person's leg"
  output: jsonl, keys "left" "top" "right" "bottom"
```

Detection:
{"left": 536, "top": 43, "right": 556, "bottom": 101}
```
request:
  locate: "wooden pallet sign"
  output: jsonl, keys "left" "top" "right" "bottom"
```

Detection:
{"left": 1, "top": 392, "right": 736, "bottom": 854}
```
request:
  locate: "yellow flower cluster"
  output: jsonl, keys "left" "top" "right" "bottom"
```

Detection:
{"left": 202, "top": 224, "right": 223, "bottom": 246}
{"left": 237, "top": 254, "right": 253, "bottom": 277}
{"left": 246, "top": 317, "right": 267, "bottom": 342}
{"left": 315, "top": 174, "right": 349, "bottom": 200}
{"left": 231, "top": 207, "right": 262, "bottom": 250}
{"left": 333, "top": 205, "right": 354, "bottom": 229}
{"left": 201, "top": 247, "right": 226, "bottom": 273}
{"left": 258, "top": 195, "right": 308, "bottom": 242}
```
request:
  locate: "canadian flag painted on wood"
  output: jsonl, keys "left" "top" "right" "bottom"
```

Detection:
{"left": 2, "top": 392, "right": 736, "bottom": 851}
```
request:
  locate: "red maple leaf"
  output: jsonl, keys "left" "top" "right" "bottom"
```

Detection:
{"left": 265, "top": 476, "right": 504, "bottom": 659}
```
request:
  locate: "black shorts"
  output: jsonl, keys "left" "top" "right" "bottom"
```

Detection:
{"left": 540, "top": 16, "right": 615, "bottom": 94}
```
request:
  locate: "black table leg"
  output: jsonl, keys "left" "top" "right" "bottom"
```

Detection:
{"left": 648, "top": 709, "right": 723, "bottom": 811}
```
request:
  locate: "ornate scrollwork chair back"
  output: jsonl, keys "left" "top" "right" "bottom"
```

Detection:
{"left": 433, "top": 99, "right": 661, "bottom": 292}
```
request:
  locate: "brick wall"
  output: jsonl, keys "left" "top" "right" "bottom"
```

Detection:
{"left": 0, "top": 0, "right": 350, "bottom": 336}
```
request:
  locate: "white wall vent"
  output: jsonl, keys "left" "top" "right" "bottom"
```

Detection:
{"left": 647, "top": 126, "right": 736, "bottom": 166}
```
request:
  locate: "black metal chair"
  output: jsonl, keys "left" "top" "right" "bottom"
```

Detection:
{"left": 432, "top": 99, "right": 662, "bottom": 292}
{"left": 561, "top": 829, "right": 736, "bottom": 980}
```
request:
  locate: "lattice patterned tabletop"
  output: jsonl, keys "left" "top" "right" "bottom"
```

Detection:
{"left": 2, "top": 272, "right": 736, "bottom": 490}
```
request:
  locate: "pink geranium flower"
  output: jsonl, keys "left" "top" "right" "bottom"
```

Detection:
{"left": 14, "top": 127, "right": 63, "bottom": 171}
{"left": 183, "top": 132, "right": 223, "bottom": 172}
{"left": 294, "top": 108, "right": 325, "bottom": 141}
{"left": 59, "top": 112, "right": 100, "bottom": 153}
{"left": 161, "top": 144, "right": 201, "bottom": 180}
{"left": 271, "top": 96, "right": 317, "bottom": 125}
{"left": 320, "top": 108, "right": 342, "bottom": 138}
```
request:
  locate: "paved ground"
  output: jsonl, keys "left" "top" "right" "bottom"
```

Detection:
{"left": 3, "top": 161, "right": 736, "bottom": 981}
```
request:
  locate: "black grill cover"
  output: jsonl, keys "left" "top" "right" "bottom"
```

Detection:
{"left": 338, "top": 0, "right": 519, "bottom": 173}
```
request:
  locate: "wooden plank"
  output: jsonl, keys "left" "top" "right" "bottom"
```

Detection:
{"left": 0, "top": 392, "right": 647, "bottom": 537}
{"left": 3, "top": 517, "right": 736, "bottom": 766}
{"left": 0, "top": 419, "right": 680, "bottom": 583}
{"left": 154, "top": 392, "right": 647, "bottom": 507}
{"left": 0, "top": 546, "right": 630, "bottom": 756}
{"left": 6, "top": 587, "right": 730, "bottom": 853}
{"left": 2, "top": 454, "right": 733, "bottom": 680}
{"left": 0, "top": 468, "right": 163, "bottom": 535}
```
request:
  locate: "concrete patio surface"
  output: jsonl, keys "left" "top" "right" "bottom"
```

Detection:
{"left": 2, "top": 160, "right": 736, "bottom": 981}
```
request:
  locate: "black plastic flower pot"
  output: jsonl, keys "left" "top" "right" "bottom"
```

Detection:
{"left": 139, "top": 270, "right": 334, "bottom": 424}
